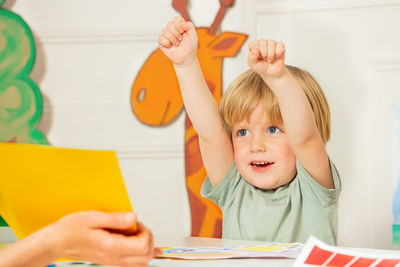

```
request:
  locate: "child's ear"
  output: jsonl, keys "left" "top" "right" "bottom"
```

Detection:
{"left": 208, "top": 32, "right": 248, "bottom": 58}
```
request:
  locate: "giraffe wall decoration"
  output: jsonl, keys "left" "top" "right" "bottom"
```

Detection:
{"left": 131, "top": 0, "right": 247, "bottom": 237}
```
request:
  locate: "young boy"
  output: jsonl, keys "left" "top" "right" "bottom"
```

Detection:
{"left": 159, "top": 16, "right": 341, "bottom": 245}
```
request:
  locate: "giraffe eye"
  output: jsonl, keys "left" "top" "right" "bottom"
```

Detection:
{"left": 137, "top": 88, "right": 146, "bottom": 103}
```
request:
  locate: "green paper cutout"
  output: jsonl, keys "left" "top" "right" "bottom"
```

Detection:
{"left": 0, "top": 3, "right": 48, "bottom": 144}
{"left": 0, "top": 2, "right": 49, "bottom": 226}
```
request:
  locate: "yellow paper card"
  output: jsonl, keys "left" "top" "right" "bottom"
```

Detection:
{"left": 0, "top": 143, "right": 135, "bottom": 239}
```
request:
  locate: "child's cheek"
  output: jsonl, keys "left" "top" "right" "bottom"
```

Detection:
{"left": 233, "top": 142, "right": 247, "bottom": 162}
{"left": 232, "top": 137, "right": 245, "bottom": 151}
{"left": 277, "top": 141, "right": 296, "bottom": 161}
{"left": 232, "top": 135, "right": 249, "bottom": 144}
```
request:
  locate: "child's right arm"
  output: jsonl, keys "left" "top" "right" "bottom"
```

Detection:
{"left": 159, "top": 16, "right": 233, "bottom": 187}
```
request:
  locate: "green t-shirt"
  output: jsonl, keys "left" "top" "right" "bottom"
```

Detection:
{"left": 201, "top": 159, "right": 341, "bottom": 245}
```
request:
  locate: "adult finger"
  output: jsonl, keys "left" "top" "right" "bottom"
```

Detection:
{"left": 115, "top": 222, "right": 154, "bottom": 256}
{"left": 154, "top": 247, "right": 163, "bottom": 257}
{"left": 83, "top": 211, "right": 137, "bottom": 230}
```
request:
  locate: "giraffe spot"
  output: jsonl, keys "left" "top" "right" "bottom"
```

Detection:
{"left": 187, "top": 189, "right": 207, "bottom": 237}
{"left": 185, "top": 136, "right": 203, "bottom": 177}
{"left": 137, "top": 88, "right": 146, "bottom": 103}
{"left": 185, "top": 114, "right": 192, "bottom": 130}
{"left": 213, "top": 218, "right": 222, "bottom": 238}
{"left": 212, "top": 37, "right": 237, "bottom": 50}
{"left": 205, "top": 79, "right": 215, "bottom": 95}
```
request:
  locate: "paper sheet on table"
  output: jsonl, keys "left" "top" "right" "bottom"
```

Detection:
{"left": 0, "top": 143, "right": 134, "bottom": 239}
{"left": 293, "top": 236, "right": 400, "bottom": 266}
{"left": 157, "top": 242, "right": 303, "bottom": 259}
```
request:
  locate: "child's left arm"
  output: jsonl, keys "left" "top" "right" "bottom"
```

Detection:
{"left": 248, "top": 39, "right": 334, "bottom": 189}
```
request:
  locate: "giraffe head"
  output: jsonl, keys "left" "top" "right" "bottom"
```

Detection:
{"left": 131, "top": 0, "right": 247, "bottom": 126}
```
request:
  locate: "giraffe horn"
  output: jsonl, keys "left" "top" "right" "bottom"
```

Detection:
{"left": 172, "top": 0, "right": 191, "bottom": 21}
{"left": 209, "top": 0, "right": 234, "bottom": 35}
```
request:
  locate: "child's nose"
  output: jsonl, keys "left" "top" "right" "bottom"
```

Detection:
{"left": 250, "top": 136, "right": 266, "bottom": 153}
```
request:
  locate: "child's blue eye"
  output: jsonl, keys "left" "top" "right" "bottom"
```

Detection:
{"left": 267, "top": 126, "right": 280, "bottom": 134}
{"left": 238, "top": 129, "right": 248, "bottom": 136}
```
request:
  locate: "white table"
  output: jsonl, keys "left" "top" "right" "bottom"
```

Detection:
{"left": 2, "top": 227, "right": 400, "bottom": 266}
{"left": 0, "top": 227, "right": 294, "bottom": 266}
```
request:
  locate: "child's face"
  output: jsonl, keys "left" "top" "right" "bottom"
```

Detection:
{"left": 231, "top": 103, "right": 297, "bottom": 189}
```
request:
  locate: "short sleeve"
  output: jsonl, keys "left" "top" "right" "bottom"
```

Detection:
{"left": 201, "top": 161, "right": 242, "bottom": 208}
{"left": 297, "top": 158, "right": 341, "bottom": 206}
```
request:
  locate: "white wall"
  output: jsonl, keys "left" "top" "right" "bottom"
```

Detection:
{"left": 6, "top": 0, "right": 400, "bottom": 249}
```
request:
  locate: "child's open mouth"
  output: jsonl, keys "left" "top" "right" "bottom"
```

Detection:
{"left": 250, "top": 161, "right": 274, "bottom": 170}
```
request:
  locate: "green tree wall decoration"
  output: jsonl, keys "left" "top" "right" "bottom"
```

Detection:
{"left": 0, "top": 0, "right": 48, "bottom": 226}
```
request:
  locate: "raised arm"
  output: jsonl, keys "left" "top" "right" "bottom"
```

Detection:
{"left": 247, "top": 39, "right": 334, "bottom": 189}
{"left": 159, "top": 16, "right": 233, "bottom": 187}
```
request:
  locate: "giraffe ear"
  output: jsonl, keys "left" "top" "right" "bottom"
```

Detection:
{"left": 208, "top": 32, "right": 248, "bottom": 58}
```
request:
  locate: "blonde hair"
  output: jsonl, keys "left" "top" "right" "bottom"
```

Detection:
{"left": 220, "top": 66, "right": 331, "bottom": 143}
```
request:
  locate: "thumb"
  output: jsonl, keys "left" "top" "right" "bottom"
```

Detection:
{"left": 181, "top": 21, "right": 195, "bottom": 35}
{"left": 85, "top": 211, "right": 137, "bottom": 230}
{"left": 248, "top": 49, "right": 260, "bottom": 68}
{"left": 154, "top": 247, "right": 163, "bottom": 257}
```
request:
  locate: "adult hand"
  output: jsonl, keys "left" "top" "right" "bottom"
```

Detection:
{"left": 0, "top": 211, "right": 160, "bottom": 267}
{"left": 51, "top": 210, "right": 159, "bottom": 267}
